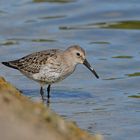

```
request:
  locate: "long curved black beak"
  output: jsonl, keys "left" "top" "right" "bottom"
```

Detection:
{"left": 83, "top": 59, "right": 99, "bottom": 79}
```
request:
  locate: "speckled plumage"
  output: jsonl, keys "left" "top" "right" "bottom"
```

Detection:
{"left": 2, "top": 45, "right": 99, "bottom": 102}
{"left": 7, "top": 49, "right": 63, "bottom": 84}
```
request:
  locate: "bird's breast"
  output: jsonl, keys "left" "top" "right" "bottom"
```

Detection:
{"left": 31, "top": 62, "right": 76, "bottom": 84}
{"left": 32, "top": 64, "right": 63, "bottom": 83}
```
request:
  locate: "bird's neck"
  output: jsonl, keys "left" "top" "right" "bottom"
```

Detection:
{"left": 63, "top": 51, "right": 77, "bottom": 67}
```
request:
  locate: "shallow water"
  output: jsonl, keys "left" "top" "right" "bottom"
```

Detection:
{"left": 0, "top": 0, "right": 140, "bottom": 140}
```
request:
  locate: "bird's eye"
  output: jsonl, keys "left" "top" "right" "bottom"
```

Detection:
{"left": 76, "top": 52, "right": 80, "bottom": 56}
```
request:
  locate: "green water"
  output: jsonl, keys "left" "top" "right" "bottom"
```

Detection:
{"left": 0, "top": 0, "right": 140, "bottom": 140}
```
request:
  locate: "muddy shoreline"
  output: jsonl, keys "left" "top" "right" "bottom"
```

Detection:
{"left": 0, "top": 76, "right": 102, "bottom": 140}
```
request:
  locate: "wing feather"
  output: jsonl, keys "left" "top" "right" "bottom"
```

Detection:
{"left": 2, "top": 49, "right": 60, "bottom": 74}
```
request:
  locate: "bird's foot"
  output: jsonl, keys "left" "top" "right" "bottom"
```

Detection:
{"left": 46, "top": 98, "right": 50, "bottom": 106}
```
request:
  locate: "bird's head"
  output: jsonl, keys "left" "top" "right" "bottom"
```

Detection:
{"left": 65, "top": 45, "right": 99, "bottom": 79}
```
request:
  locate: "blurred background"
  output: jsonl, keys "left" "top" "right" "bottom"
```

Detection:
{"left": 0, "top": 0, "right": 140, "bottom": 140}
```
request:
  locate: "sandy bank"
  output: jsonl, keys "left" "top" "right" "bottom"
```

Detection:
{"left": 0, "top": 76, "right": 102, "bottom": 140}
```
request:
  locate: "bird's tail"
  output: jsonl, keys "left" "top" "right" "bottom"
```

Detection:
{"left": 2, "top": 61, "right": 18, "bottom": 70}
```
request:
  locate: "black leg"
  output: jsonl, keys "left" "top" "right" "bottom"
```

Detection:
{"left": 47, "top": 85, "right": 51, "bottom": 106}
{"left": 47, "top": 84, "right": 51, "bottom": 99}
{"left": 40, "top": 86, "right": 45, "bottom": 100}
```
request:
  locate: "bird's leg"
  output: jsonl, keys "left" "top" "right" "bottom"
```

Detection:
{"left": 47, "top": 84, "right": 51, "bottom": 103}
{"left": 47, "top": 84, "right": 51, "bottom": 98}
{"left": 40, "top": 86, "right": 45, "bottom": 101}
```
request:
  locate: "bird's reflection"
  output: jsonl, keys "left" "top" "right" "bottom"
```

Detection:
{"left": 42, "top": 97, "right": 50, "bottom": 107}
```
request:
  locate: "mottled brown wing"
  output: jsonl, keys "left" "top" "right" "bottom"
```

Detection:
{"left": 5, "top": 49, "right": 59, "bottom": 74}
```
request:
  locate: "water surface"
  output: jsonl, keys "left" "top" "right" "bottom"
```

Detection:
{"left": 0, "top": 0, "right": 140, "bottom": 140}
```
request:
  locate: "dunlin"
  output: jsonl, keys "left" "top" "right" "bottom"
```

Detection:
{"left": 2, "top": 45, "right": 99, "bottom": 102}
